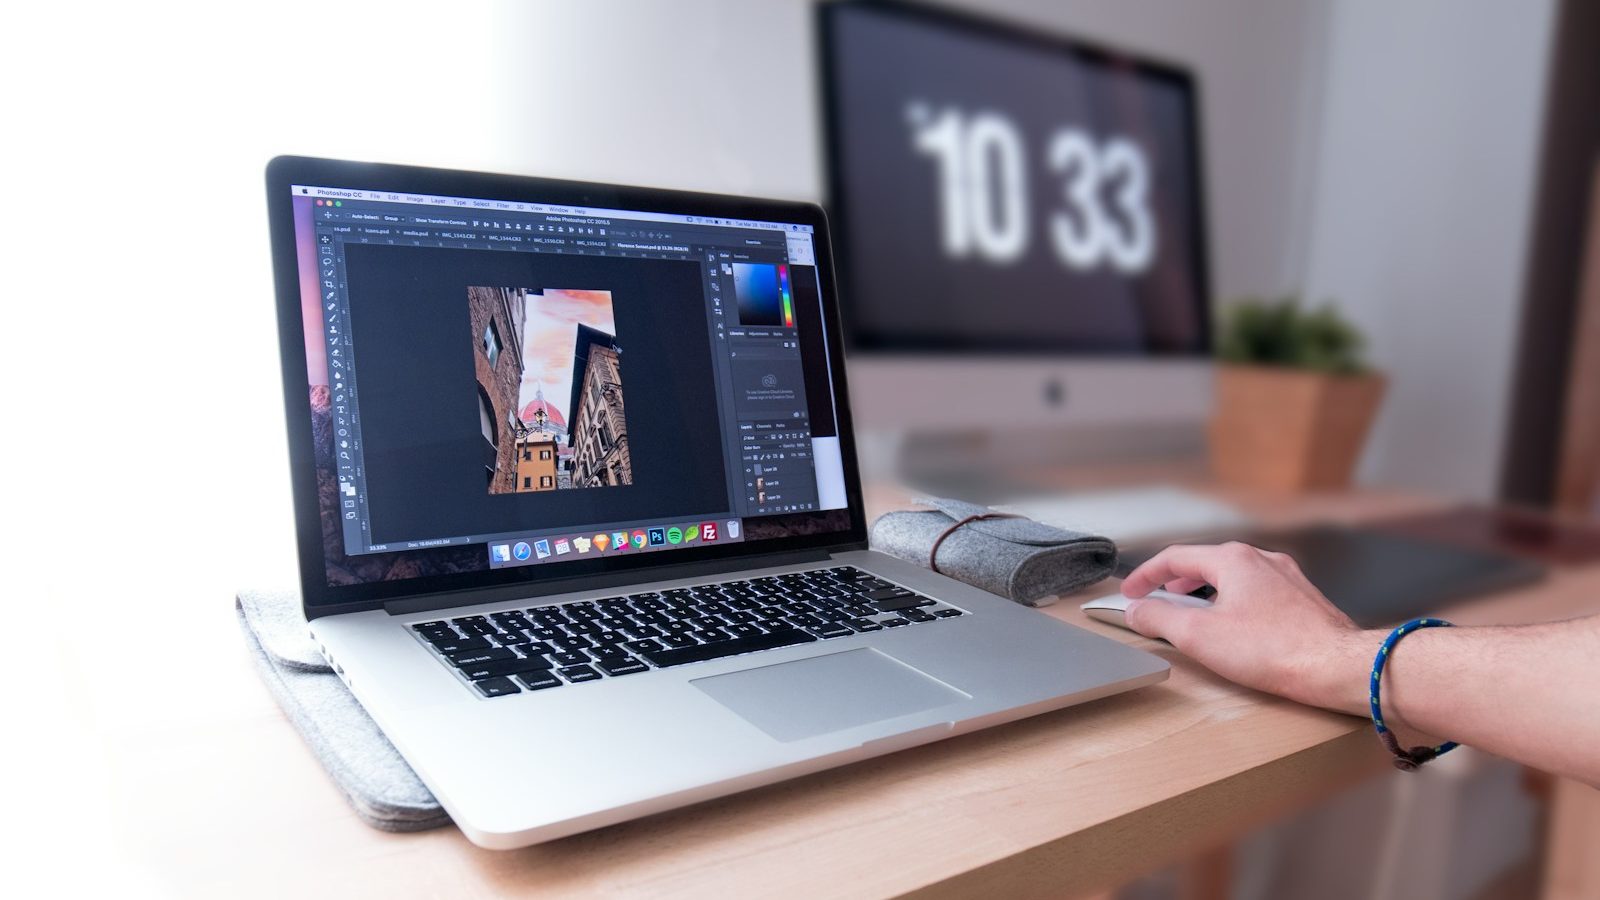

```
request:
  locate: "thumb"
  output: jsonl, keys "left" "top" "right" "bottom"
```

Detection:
{"left": 1124, "top": 597, "right": 1197, "bottom": 644}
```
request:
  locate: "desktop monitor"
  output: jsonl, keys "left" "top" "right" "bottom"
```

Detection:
{"left": 817, "top": 0, "right": 1214, "bottom": 472}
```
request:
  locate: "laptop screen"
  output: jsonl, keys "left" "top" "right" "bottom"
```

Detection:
{"left": 286, "top": 179, "right": 852, "bottom": 592}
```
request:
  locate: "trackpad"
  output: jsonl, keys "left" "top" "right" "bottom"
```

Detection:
{"left": 691, "top": 648, "right": 968, "bottom": 742}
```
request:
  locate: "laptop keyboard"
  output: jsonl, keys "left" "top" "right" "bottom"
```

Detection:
{"left": 408, "top": 566, "right": 967, "bottom": 698}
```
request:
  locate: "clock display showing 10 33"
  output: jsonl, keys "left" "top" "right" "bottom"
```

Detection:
{"left": 822, "top": 0, "right": 1208, "bottom": 354}
{"left": 906, "top": 100, "right": 1156, "bottom": 275}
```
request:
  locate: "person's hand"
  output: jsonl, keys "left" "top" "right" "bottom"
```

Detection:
{"left": 1120, "top": 542, "right": 1372, "bottom": 715}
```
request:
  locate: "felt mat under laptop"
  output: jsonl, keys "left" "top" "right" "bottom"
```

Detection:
{"left": 235, "top": 588, "right": 449, "bottom": 832}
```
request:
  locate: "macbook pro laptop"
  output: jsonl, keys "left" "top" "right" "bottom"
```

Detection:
{"left": 265, "top": 156, "right": 1168, "bottom": 848}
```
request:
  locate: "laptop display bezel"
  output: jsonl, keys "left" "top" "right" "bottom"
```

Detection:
{"left": 266, "top": 156, "right": 870, "bottom": 619}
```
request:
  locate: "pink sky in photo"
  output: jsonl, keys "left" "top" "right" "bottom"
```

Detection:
{"left": 520, "top": 289, "right": 615, "bottom": 417}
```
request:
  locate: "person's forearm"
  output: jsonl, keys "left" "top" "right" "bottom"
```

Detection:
{"left": 1307, "top": 616, "right": 1600, "bottom": 784}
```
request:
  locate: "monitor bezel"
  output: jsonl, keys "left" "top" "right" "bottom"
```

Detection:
{"left": 816, "top": 0, "right": 1215, "bottom": 358}
{"left": 265, "top": 156, "right": 870, "bottom": 619}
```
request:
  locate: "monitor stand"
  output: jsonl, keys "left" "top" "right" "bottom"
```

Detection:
{"left": 860, "top": 424, "right": 1252, "bottom": 544}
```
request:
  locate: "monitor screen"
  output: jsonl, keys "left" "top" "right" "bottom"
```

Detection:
{"left": 285, "top": 178, "right": 852, "bottom": 596}
{"left": 820, "top": 1, "right": 1210, "bottom": 355}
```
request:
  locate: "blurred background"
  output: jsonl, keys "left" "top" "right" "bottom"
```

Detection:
{"left": 6, "top": 0, "right": 1597, "bottom": 896}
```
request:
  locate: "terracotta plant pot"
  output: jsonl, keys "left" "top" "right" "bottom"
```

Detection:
{"left": 1208, "top": 364, "right": 1386, "bottom": 492}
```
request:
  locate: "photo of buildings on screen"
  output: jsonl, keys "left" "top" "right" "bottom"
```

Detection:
{"left": 470, "top": 286, "right": 631, "bottom": 495}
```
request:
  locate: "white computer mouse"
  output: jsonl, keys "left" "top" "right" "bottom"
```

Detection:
{"left": 1081, "top": 589, "right": 1215, "bottom": 631}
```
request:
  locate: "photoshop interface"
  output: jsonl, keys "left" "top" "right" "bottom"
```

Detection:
{"left": 299, "top": 184, "right": 840, "bottom": 569}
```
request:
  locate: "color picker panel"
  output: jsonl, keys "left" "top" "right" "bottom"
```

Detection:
{"left": 733, "top": 262, "right": 785, "bottom": 327}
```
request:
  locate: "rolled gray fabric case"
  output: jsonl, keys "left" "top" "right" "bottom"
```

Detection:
{"left": 235, "top": 588, "right": 449, "bottom": 832}
{"left": 869, "top": 497, "right": 1118, "bottom": 606}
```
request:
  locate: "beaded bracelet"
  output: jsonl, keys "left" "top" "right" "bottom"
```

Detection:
{"left": 1369, "top": 617, "right": 1460, "bottom": 771}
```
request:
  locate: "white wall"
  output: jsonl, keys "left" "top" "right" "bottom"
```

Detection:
{"left": 1301, "top": 0, "right": 1558, "bottom": 499}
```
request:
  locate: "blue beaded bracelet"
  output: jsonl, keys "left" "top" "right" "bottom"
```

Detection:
{"left": 1369, "top": 617, "right": 1459, "bottom": 771}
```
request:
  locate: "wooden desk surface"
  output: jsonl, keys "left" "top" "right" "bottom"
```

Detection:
{"left": 92, "top": 484, "right": 1600, "bottom": 898}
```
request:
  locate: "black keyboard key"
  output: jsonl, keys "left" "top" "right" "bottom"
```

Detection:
{"left": 626, "top": 638, "right": 665, "bottom": 655}
{"left": 881, "top": 617, "right": 910, "bottom": 628}
{"left": 809, "top": 623, "right": 854, "bottom": 639}
{"left": 494, "top": 630, "right": 533, "bottom": 645}
{"left": 724, "top": 623, "right": 762, "bottom": 638}
{"left": 873, "top": 594, "right": 935, "bottom": 613}
{"left": 661, "top": 633, "right": 698, "bottom": 648}
{"left": 934, "top": 608, "right": 964, "bottom": 618}
{"left": 633, "top": 628, "right": 817, "bottom": 669}
{"left": 473, "top": 676, "right": 520, "bottom": 698}
{"left": 425, "top": 635, "right": 489, "bottom": 654}
{"left": 559, "top": 665, "right": 602, "bottom": 683}
{"left": 460, "top": 656, "right": 553, "bottom": 680}
{"left": 902, "top": 608, "right": 936, "bottom": 623}
{"left": 414, "top": 621, "right": 452, "bottom": 635}
{"left": 530, "top": 627, "right": 563, "bottom": 642}
{"left": 516, "top": 670, "right": 563, "bottom": 691}
{"left": 849, "top": 618, "right": 883, "bottom": 632}
{"left": 595, "top": 658, "right": 648, "bottom": 676}
{"left": 446, "top": 647, "right": 517, "bottom": 667}
{"left": 550, "top": 651, "right": 588, "bottom": 667}
{"left": 859, "top": 588, "right": 914, "bottom": 602}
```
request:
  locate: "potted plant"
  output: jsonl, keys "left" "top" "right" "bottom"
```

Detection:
{"left": 1209, "top": 297, "right": 1385, "bottom": 492}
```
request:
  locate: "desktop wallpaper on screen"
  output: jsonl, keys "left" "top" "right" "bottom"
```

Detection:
{"left": 294, "top": 198, "right": 487, "bottom": 585}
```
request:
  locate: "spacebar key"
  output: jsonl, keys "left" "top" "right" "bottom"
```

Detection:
{"left": 635, "top": 628, "right": 816, "bottom": 668}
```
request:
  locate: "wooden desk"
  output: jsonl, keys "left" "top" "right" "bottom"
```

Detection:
{"left": 98, "top": 485, "right": 1600, "bottom": 898}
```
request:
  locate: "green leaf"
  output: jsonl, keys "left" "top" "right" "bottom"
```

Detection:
{"left": 1214, "top": 295, "right": 1368, "bottom": 373}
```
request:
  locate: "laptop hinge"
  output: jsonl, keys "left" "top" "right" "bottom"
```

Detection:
{"left": 380, "top": 547, "right": 836, "bottom": 617}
